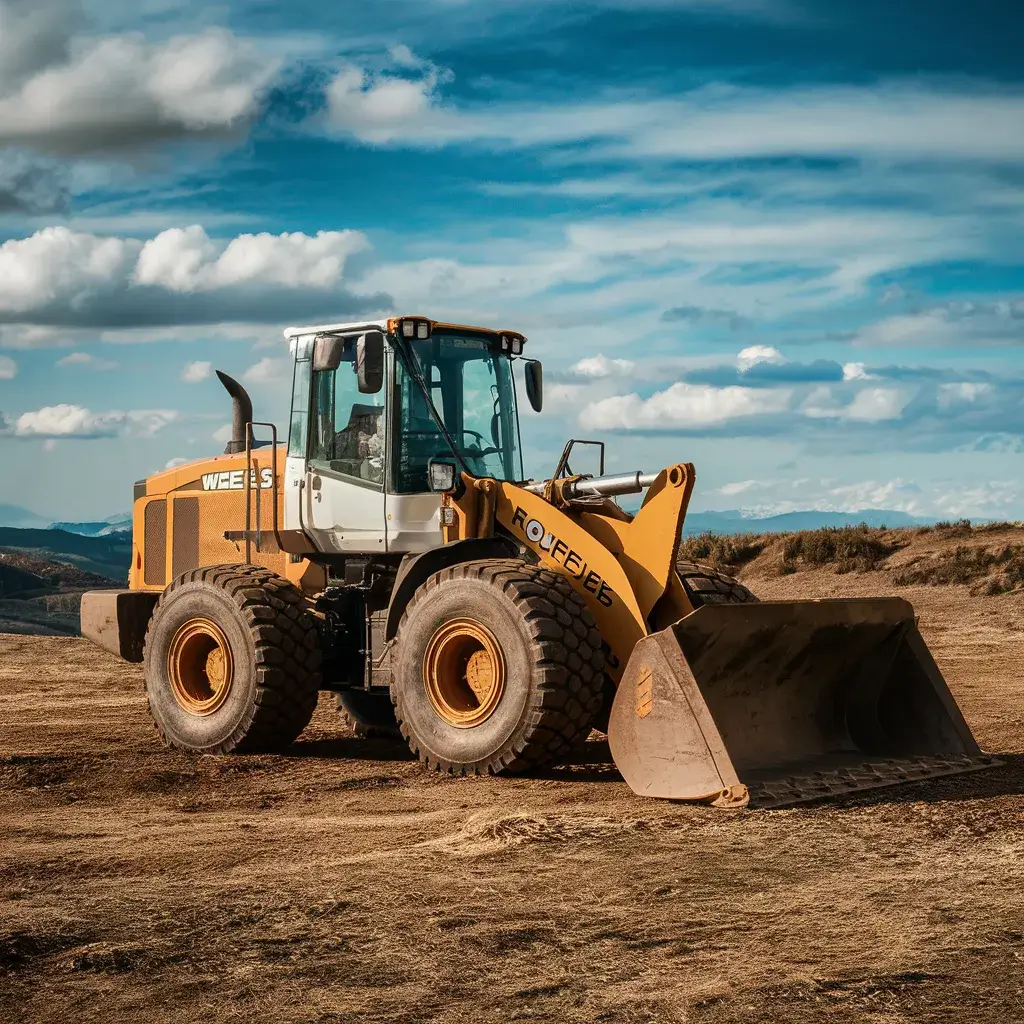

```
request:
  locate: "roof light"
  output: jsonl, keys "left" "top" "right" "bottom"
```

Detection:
{"left": 500, "top": 335, "right": 510, "bottom": 352}
{"left": 511, "top": 338, "right": 523, "bottom": 355}
{"left": 416, "top": 321, "right": 430, "bottom": 339}
{"left": 401, "top": 320, "right": 415, "bottom": 338}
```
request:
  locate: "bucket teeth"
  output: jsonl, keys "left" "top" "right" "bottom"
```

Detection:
{"left": 746, "top": 754, "right": 1002, "bottom": 809}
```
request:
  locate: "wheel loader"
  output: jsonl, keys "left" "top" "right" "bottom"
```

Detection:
{"left": 81, "top": 315, "right": 998, "bottom": 808}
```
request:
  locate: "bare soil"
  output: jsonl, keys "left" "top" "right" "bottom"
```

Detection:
{"left": 2, "top": 546, "right": 1024, "bottom": 1023}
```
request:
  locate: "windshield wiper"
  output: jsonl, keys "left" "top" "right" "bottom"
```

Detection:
{"left": 393, "top": 336, "right": 473, "bottom": 478}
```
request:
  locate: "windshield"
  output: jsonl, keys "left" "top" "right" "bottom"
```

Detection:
{"left": 393, "top": 331, "right": 524, "bottom": 493}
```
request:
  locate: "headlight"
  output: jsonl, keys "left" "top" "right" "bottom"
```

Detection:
{"left": 402, "top": 320, "right": 415, "bottom": 338}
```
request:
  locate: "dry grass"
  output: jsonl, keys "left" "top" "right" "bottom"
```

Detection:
{"left": 778, "top": 525, "right": 908, "bottom": 575}
{"left": 893, "top": 544, "right": 1024, "bottom": 595}
{"left": 677, "top": 532, "right": 766, "bottom": 574}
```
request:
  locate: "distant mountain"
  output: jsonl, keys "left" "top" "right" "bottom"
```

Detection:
{"left": 0, "top": 527, "right": 131, "bottom": 583}
{"left": 682, "top": 508, "right": 934, "bottom": 536}
{"left": 0, "top": 503, "right": 51, "bottom": 529}
{"left": 49, "top": 513, "right": 132, "bottom": 537}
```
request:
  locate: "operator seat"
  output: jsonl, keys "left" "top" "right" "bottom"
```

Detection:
{"left": 332, "top": 404, "right": 384, "bottom": 482}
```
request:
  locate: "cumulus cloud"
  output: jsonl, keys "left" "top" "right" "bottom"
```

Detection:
{"left": 325, "top": 52, "right": 450, "bottom": 144}
{"left": 843, "top": 387, "right": 910, "bottom": 422}
{"left": 0, "top": 354, "right": 15, "bottom": 378}
{"left": 181, "top": 360, "right": 212, "bottom": 383}
{"left": 802, "top": 385, "right": 910, "bottom": 422}
{"left": 0, "top": 225, "right": 387, "bottom": 330}
{"left": 842, "top": 362, "right": 873, "bottom": 381}
{"left": 580, "top": 381, "right": 791, "bottom": 431}
{"left": 134, "top": 226, "right": 369, "bottom": 292}
{"left": 0, "top": 25, "right": 280, "bottom": 155}
{"left": 938, "top": 381, "right": 992, "bottom": 408}
{"left": 570, "top": 354, "right": 635, "bottom": 379}
{"left": 9, "top": 403, "right": 177, "bottom": 438}
{"left": 55, "top": 351, "right": 117, "bottom": 370}
{"left": 243, "top": 356, "right": 290, "bottom": 383}
{"left": 737, "top": 345, "right": 784, "bottom": 372}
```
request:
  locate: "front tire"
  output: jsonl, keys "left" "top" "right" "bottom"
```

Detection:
{"left": 391, "top": 559, "right": 604, "bottom": 775}
{"left": 143, "top": 565, "right": 322, "bottom": 753}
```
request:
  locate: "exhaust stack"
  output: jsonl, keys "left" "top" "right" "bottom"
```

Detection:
{"left": 216, "top": 371, "right": 253, "bottom": 455}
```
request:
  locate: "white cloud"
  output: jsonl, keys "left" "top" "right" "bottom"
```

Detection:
{"left": 801, "top": 385, "right": 910, "bottom": 422}
{"left": 571, "top": 354, "right": 635, "bottom": 379}
{"left": 720, "top": 479, "right": 759, "bottom": 496}
{"left": 11, "top": 403, "right": 177, "bottom": 438}
{"left": 55, "top": 351, "right": 117, "bottom": 369}
{"left": 134, "top": 226, "right": 369, "bottom": 292}
{"left": 212, "top": 423, "right": 233, "bottom": 444}
{"left": 325, "top": 56, "right": 448, "bottom": 144}
{"left": 165, "top": 457, "right": 189, "bottom": 469}
{"left": 800, "top": 386, "right": 843, "bottom": 419}
{"left": 181, "top": 360, "right": 212, "bottom": 383}
{"left": 937, "top": 381, "right": 992, "bottom": 408}
{"left": 0, "top": 26, "right": 280, "bottom": 154}
{"left": 243, "top": 356, "right": 290, "bottom": 383}
{"left": 320, "top": 66, "right": 1024, "bottom": 165}
{"left": 842, "top": 362, "right": 873, "bottom": 381}
{"left": 0, "top": 224, "right": 382, "bottom": 330}
{"left": 843, "top": 387, "right": 910, "bottom": 422}
{"left": 580, "top": 381, "right": 791, "bottom": 431}
{"left": 0, "top": 354, "right": 16, "bottom": 378}
{"left": 0, "top": 227, "right": 137, "bottom": 315}
{"left": 737, "top": 345, "right": 784, "bottom": 372}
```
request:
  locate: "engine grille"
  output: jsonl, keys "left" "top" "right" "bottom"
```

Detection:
{"left": 143, "top": 500, "right": 167, "bottom": 586}
{"left": 172, "top": 497, "right": 200, "bottom": 580}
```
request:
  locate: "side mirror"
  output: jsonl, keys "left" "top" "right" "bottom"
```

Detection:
{"left": 524, "top": 359, "right": 543, "bottom": 413}
{"left": 428, "top": 459, "right": 456, "bottom": 492}
{"left": 313, "top": 335, "right": 345, "bottom": 373}
{"left": 357, "top": 331, "right": 385, "bottom": 394}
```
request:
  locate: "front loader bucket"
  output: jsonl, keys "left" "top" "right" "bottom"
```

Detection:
{"left": 607, "top": 598, "right": 999, "bottom": 808}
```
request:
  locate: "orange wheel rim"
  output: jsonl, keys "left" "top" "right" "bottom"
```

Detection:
{"left": 423, "top": 619, "right": 506, "bottom": 728}
{"left": 168, "top": 617, "right": 234, "bottom": 716}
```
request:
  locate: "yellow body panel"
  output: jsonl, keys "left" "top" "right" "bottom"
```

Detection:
{"left": 448, "top": 465, "right": 698, "bottom": 681}
{"left": 130, "top": 447, "right": 325, "bottom": 594}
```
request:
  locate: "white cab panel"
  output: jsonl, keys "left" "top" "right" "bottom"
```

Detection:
{"left": 385, "top": 492, "right": 443, "bottom": 553}
{"left": 304, "top": 472, "right": 387, "bottom": 553}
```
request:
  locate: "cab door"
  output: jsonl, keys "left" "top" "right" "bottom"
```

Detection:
{"left": 303, "top": 337, "right": 387, "bottom": 554}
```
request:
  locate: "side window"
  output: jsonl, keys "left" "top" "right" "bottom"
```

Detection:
{"left": 309, "top": 339, "right": 386, "bottom": 486}
{"left": 288, "top": 356, "right": 311, "bottom": 458}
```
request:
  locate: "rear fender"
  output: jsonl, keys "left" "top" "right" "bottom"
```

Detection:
{"left": 384, "top": 537, "right": 519, "bottom": 641}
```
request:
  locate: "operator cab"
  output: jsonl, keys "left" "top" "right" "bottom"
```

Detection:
{"left": 282, "top": 316, "right": 543, "bottom": 555}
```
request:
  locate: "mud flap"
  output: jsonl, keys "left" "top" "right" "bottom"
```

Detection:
{"left": 606, "top": 598, "right": 1000, "bottom": 808}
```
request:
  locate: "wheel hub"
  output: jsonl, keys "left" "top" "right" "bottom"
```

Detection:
{"left": 167, "top": 618, "right": 234, "bottom": 716}
{"left": 423, "top": 619, "right": 506, "bottom": 728}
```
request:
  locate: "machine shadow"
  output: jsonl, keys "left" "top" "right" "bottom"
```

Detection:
{"left": 283, "top": 735, "right": 417, "bottom": 762}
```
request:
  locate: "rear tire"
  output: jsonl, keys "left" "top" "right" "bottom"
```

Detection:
{"left": 391, "top": 559, "right": 605, "bottom": 775}
{"left": 143, "top": 564, "right": 322, "bottom": 754}
{"left": 676, "top": 560, "right": 759, "bottom": 606}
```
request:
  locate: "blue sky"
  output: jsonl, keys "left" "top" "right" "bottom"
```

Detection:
{"left": 0, "top": 0, "right": 1022, "bottom": 521}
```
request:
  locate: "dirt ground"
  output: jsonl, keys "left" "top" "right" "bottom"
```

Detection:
{"left": 2, "top": 567, "right": 1024, "bottom": 1023}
